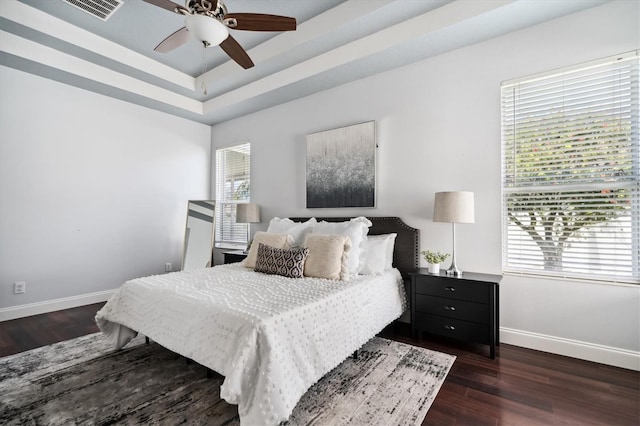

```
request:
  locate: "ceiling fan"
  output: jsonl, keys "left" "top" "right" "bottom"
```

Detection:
{"left": 144, "top": 0, "right": 297, "bottom": 69}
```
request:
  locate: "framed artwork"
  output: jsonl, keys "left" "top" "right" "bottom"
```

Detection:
{"left": 306, "top": 121, "right": 376, "bottom": 208}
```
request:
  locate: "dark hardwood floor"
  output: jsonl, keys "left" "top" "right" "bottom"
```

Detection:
{"left": 1, "top": 304, "right": 638, "bottom": 425}
{"left": 0, "top": 303, "right": 103, "bottom": 357}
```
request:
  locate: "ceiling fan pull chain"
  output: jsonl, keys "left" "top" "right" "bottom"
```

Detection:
{"left": 201, "top": 42, "right": 208, "bottom": 95}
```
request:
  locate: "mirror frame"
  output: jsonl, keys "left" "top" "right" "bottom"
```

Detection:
{"left": 182, "top": 200, "right": 216, "bottom": 270}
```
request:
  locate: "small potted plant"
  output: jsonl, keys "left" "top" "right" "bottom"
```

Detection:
{"left": 421, "top": 249, "right": 450, "bottom": 274}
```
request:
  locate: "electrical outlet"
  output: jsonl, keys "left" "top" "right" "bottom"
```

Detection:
{"left": 14, "top": 281, "right": 26, "bottom": 294}
{"left": 165, "top": 263, "right": 172, "bottom": 272}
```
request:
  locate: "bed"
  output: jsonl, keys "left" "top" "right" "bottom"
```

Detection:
{"left": 96, "top": 216, "right": 419, "bottom": 425}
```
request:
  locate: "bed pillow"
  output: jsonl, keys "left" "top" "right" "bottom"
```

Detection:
{"left": 266, "top": 217, "right": 317, "bottom": 246}
{"left": 254, "top": 243, "right": 309, "bottom": 278}
{"left": 360, "top": 233, "right": 397, "bottom": 275}
{"left": 312, "top": 216, "right": 372, "bottom": 277}
{"left": 303, "top": 234, "right": 350, "bottom": 281}
{"left": 244, "top": 232, "right": 295, "bottom": 269}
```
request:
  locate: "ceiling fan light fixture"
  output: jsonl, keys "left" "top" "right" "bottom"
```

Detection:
{"left": 185, "top": 14, "right": 229, "bottom": 46}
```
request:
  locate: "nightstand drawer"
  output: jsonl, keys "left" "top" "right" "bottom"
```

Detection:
{"left": 415, "top": 294, "right": 488, "bottom": 323}
{"left": 414, "top": 313, "right": 489, "bottom": 344}
{"left": 414, "top": 275, "right": 489, "bottom": 303}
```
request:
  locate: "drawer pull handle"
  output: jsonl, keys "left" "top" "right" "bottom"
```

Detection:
{"left": 445, "top": 305, "right": 456, "bottom": 311}
{"left": 444, "top": 325, "right": 456, "bottom": 331}
{"left": 445, "top": 286, "right": 455, "bottom": 292}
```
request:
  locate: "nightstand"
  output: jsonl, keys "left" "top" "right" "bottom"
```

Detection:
{"left": 223, "top": 250, "right": 248, "bottom": 264}
{"left": 410, "top": 269, "right": 501, "bottom": 358}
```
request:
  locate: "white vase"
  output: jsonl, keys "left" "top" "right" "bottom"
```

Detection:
{"left": 428, "top": 263, "right": 440, "bottom": 274}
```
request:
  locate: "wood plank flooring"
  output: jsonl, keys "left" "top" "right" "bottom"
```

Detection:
{"left": 0, "top": 303, "right": 102, "bottom": 357}
{"left": 1, "top": 303, "right": 638, "bottom": 425}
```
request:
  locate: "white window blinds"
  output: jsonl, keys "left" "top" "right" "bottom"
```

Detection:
{"left": 215, "top": 143, "right": 250, "bottom": 247}
{"left": 501, "top": 52, "right": 639, "bottom": 283}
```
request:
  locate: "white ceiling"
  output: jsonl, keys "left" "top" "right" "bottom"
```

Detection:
{"left": 1, "top": 0, "right": 608, "bottom": 125}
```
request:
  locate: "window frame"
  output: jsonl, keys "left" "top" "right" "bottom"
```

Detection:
{"left": 500, "top": 51, "right": 639, "bottom": 284}
{"left": 214, "top": 142, "right": 251, "bottom": 249}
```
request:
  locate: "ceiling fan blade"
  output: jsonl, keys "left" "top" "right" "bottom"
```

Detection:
{"left": 219, "top": 35, "right": 254, "bottom": 69}
{"left": 154, "top": 27, "right": 190, "bottom": 53}
{"left": 143, "top": 0, "right": 188, "bottom": 14}
{"left": 224, "top": 13, "right": 296, "bottom": 31}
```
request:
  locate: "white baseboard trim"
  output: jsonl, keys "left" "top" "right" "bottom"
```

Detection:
{"left": 0, "top": 290, "right": 115, "bottom": 322}
{"left": 500, "top": 327, "right": 640, "bottom": 371}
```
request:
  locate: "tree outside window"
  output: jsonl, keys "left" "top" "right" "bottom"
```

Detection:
{"left": 502, "top": 52, "right": 639, "bottom": 283}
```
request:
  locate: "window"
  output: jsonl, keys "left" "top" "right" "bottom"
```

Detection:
{"left": 215, "top": 143, "right": 250, "bottom": 248}
{"left": 501, "top": 52, "right": 639, "bottom": 283}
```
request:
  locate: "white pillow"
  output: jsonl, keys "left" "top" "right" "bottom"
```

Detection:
{"left": 303, "top": 234, "right": 350, "bottom": 281}
{"left": 312, "top": 216, "right": 372, "bottom": 276}
{"left": 360, "top": 233, "right": 397, "bottom": 275}
{"left": 267, "top": 217, "right": 317, "bottom": 246}
{"left": 244, "top": 231, "right": 294, "bottom": 269}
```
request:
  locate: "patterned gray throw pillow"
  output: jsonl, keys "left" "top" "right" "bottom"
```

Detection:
{"left": 254, "top": 243, "right": 309, "bottom": 278}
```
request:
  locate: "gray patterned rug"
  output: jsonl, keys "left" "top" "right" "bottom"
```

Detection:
{"left": 0, "top": 333, "right": 454, "bottom": 425}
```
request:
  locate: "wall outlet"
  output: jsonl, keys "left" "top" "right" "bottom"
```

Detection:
{"left": 165, "top": 263, "right": 172, "bottom": 272}
{"left": 14, "top": 281, "right": 26, "bottom": 294}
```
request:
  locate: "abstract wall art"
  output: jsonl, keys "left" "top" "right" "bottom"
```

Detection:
{"left": 306, "top": 121, "right": 376, "bottom": 208}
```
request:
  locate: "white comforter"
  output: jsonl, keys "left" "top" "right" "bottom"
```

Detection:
{"left": 96, "top": 264, "right": 406, "bottom": 425}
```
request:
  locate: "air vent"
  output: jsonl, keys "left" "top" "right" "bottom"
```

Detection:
{"left": 62, "top": 0, "right": 123, "bottom": 21}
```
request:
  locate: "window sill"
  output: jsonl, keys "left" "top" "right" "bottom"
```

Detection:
{"left": 503, "top": 270, "right": 639, "bottom": 287}
{"left": 215, "top": 242, "right": 247, "bottom": 250}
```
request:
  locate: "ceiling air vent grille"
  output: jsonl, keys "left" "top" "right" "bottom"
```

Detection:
{"left": 62, "top": 0, "right": 124, "bottom": 21}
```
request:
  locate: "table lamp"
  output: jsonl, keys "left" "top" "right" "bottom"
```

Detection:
{"left": 236, "top": 203, "right": 261, "bottom": 252}
{"left": 433, "top": 191, "right": 475, "bottom": 277}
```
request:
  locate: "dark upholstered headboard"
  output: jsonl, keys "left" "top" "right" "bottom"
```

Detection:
{"left": 289, "top": 216, "right": 419, "bottom": 279}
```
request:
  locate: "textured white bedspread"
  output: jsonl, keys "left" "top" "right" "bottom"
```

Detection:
{"left": 95, "top": 264, "right": 406, "bottom": 425}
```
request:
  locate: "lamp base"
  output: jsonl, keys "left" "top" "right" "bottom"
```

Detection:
{"left": 445, "top": 267, "right": 463, "bottom": 277}
{"left": 446, "top": 222, "right": 463, "bottom": 277}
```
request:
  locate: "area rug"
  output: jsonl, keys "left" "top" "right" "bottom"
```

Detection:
{"left": 0, "top": 333, "right": 455, "bottom": 425}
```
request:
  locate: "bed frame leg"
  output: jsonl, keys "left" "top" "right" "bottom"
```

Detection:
{"left": 145, "top": 336, "right": 150, "bottom": 344}
{"left": 353, "top": 349, "right": 359, "bottom": 360}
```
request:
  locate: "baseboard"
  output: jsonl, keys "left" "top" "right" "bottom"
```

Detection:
{"left": 500, "top": 327, "right": 640, "bottom": 371}
{"left": 0, "top": 290, "right": 115, "bottom": 322}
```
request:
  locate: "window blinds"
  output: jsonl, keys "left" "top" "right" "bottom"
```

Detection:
{"left": 501, "top": 52, "right": 639, "bottom": 283}
{"left": 215, "top": 143, "right": 250, "bottom": 247}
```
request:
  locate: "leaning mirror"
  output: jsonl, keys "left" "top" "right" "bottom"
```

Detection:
{"left": 182, "top": 200, "right": 215, "bottom": 270}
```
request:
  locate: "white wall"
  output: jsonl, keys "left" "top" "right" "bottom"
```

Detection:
{"left": 0, "top": 67, "right": 211, "bottom": 315}
{"left": 210, "top": 1, "right": 639, "bottom": 369}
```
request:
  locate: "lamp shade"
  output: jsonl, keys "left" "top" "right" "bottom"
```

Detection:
{"left": 236, "top": 203, "right": 261, "bottom": 223}
{"left": 433, "top": 191, "right": 475, "bottom": 224}
{"left": 185, "top": 14, "right": 229, "bottom": 46}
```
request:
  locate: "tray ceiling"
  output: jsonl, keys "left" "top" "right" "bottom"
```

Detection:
{"left": 0, "top": 0, "right": 607, "bottom": 125}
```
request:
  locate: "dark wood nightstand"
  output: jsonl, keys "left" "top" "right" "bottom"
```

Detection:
{"left": 410, "top": 269, "right": 502, "bottom": 358}
{"left": 223, "top": 250, "right": 248, "bottom": 264}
